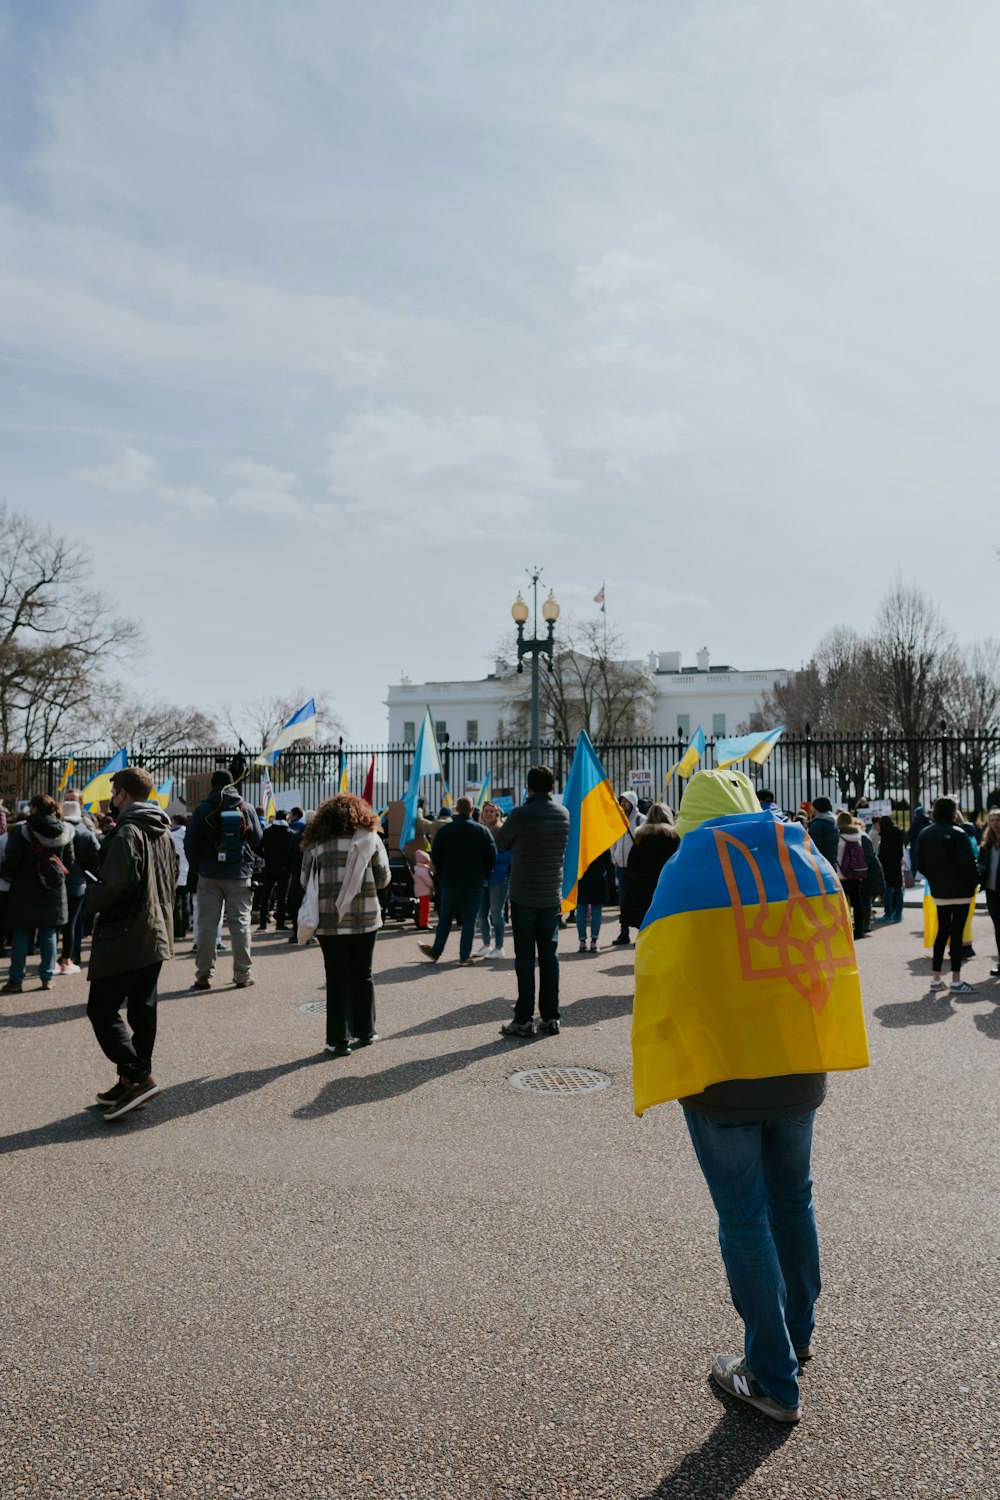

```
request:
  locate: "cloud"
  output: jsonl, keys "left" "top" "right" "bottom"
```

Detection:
{"left": 73, "top": 446, "right": 161, "bottom": 494}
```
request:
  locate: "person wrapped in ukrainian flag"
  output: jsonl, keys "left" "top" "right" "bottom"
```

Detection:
{"left": 632, "top": 769, "right": 869, "bottom": 1424}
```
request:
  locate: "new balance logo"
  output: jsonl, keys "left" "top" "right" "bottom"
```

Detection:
{"left": 733, "top": 1372, "right": 752, "bottom": 1397}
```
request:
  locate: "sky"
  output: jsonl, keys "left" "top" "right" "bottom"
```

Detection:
{"left": 2, "top": 0, "right": 998, "bottom": 744}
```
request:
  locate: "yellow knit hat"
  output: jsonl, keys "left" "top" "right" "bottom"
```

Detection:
{"left": 674, "top": 768, "right": 762, "bottom": 838}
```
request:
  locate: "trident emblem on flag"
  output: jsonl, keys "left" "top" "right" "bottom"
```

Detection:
{"left": 713, "top": 823, "right": 854, "bottom": 1015}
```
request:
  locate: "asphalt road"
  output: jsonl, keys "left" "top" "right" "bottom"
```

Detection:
{"left": 1, "top": 906, "right": 998, "bottom": 1499}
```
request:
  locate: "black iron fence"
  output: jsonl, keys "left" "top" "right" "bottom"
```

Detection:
{"left": 13, "top": 732, "right": 1000, "bottom": 826}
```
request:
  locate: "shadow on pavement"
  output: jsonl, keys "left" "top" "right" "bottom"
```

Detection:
{"left": 873, "top": 994, "right": 953, "bottom": 1028}
{"left": 638, "top": 1387, "right": 794, "bottom": 1497}
{"left": 974, "top": 1008, "right": 1000, "bottom": 1040}
{"left": 0, "top": 1000, "right": 88, "bottom": 1029}
{"left": 294, "top": 1038, "right": 508, "bottom": 1117}
{"left": 600, "top": 963, "right": 635, "bottom": 978}
{"left": 0, "top": 1054, "right": 328, "bottom": 1155}
{"left": 390, "top": 988, "right": 631, "bottom": 1040}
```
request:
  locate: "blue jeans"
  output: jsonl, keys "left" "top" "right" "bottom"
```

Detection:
{"left": 432, "top": 884, "right": 483, "bottom": 961}
{"left": 683, "top": 1108, "right": 821, "bottom": 1411}
{"left": 575, "top": 904, "right": 603, "bottom": 941}
{"left": 479, "top": 879, "right": 509, "bottom": 950}
{"left": 8, "top": 927, "right": 58, "bottom": 985}
{"left": 509, "top": 902, "right": 560, "bottom": 1023}
{"left": 883, "top": 885, "right": 904, "bottom": 921}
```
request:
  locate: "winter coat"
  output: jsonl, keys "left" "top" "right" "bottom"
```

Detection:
{"left": 494, "top": 794, "right": 570, "bottom": 908}
{"left": 625, "top": 826, "right": 680, "bottom": 928}
{"left": 87, "top": 802, "right": 178, "bottom": 980}
{"left": 610, "top": 792, "right": 644, "bottom": 868}
{"left": 185, "top": 789, "right": 263, "bottom": 882}
{"left": 577, "top": 849, "right": 614, "bottom": 907}
{"left": 301, "top": 835, "right": 391, "bottom": 935}
{"left": 64, "top": 823, "right": 102, "bottom": 896}
{"left": 914, "top": 822, "right": 979, "bottom": 900}
{"left": 430, "top": 813, "right": 496, "bottom": 889}
{"left": 860, "top": 832, "right": 886, "bottom": 896}
{"left": 412, "top": 847, "right": 435, "bottom": 897}
{"left": 877, "top": 823, "right": 905, "bottom": 886}
{"left": 261, "top": 821, "right": 294, "bottom": 870}
{"left": 2, "top": 812, "right": 75, "bottom": 930}
{"left": 807, "top": 812, "right": 840, "bottom": 868}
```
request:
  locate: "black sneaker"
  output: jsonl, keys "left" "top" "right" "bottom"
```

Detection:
{"left": 1, "top": 981, "right": 23, "bottom": 994}
{"left": 500, "top": 1020, "right": 535, "bottom": 1038}
{"left": 351, "top": 1033, "right": 380, "bottom": 1047}
{"left": 538, "top": 1019, "right": 560, "bottom": 1036}
{"left": 611, "top": 934, "right": 631, "bottom": 947}
{"left": 990, "top": 966, "right": 1000, "bottom": 977}
{"left": 710, "top": 1354, "right": 800, "bottom": 1423}
{"left": 324, "top": 1042, "right": 352, "bottom": 1057}
{"left": 104, "top": 1076, "right": 161, "bottom": 1121}
{"left": 192, "top": 977, "right": 211, "bottom": 992}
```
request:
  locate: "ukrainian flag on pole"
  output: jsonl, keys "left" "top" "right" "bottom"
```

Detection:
{"left": 79, "top": 748, "right": 127, "bottom": 811}
{"left": 475, "top": 771, "right": 491, "bottom": 810}
{"left": 57, "top": 755, "right": 75, "bottom": 795}
{"left": 714, "top": 725, "right": 784, "bottom": 770}
{"left": 255, "top": 699, "right": 318, "bottom": 766}
{"left": 662, "top": 725, "right": 705, "bottom": 792}
{"left": 561, "top": 730, "right": 629, "bottom": 914}
{"left": 148, "top": 777, "right": 174, "bottom": 810}
{"left": 261, "top": 769, "right": 276, "bottom": 821}
{"left": 400, "top": 708, "right": 444, "bottom": 847}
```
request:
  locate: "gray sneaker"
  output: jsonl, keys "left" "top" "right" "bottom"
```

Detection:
{"left": 710, "top": 1354, "right": 800, "bottom": 1423}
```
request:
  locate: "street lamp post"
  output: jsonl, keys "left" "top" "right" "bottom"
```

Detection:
{"left": 511, "top": 568, "right": 560, "bottom": 764}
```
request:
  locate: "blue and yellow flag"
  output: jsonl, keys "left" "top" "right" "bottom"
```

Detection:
{"left": 256, "top": 699, "right": 318, "bottom": 767}
{"left": 57, "top": 755, "right": 75, "bottom": 795}
{"left": 261, "top": 769, "right": 276, "bottom": 821}
{"left": 714, "top": 725, "right": 783, "bottom": 770}
{"left": 148, "top": 777, "right": 174, "bottom": 810}
{"left": 561, "top": 730, "right": 629, "bottom": 914}
{"left": 632, "top": 810, "right": 868, "bottom": 1115}
{"left": 475, "top": 771, "right": 491, "bottom": 810}
{"left": 79, "top": 747, "right": 127, "bottom": 811}
{"left": 338, "top": 764, "right": 349, "bottom": 794}
{"left": 662, "top": 725, "right": 706, "bottom": 793}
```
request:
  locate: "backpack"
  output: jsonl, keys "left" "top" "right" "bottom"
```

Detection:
{"left": 839, "top": 838, "right": 868, "bottom": 882}
{"left": 27, "top": 829, "right": 69, "bottom": 891}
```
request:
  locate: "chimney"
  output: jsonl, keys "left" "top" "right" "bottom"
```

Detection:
{"left": 696, "top": 646, "right": 710, "bottom": 672}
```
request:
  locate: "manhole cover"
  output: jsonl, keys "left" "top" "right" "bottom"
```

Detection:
{"left": 509, "top": 1066, "right": 611, "bottom": 1095}
{"left": 297, "top": 1001, "right": 326, "bottom": 1014}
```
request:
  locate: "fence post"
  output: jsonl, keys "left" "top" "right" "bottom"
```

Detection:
{"left": 940, "top": 719, "right": 949, "bottom": 797}
{"left": 804, "top": 723, "right": 813, "bottom": 804}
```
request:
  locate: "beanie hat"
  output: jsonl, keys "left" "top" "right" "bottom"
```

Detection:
{"left": 675, "top": 769, "right": 761, "bottom": 839}
{"left": 61, "top": 801, "right": 82, "bottom": 823}
{"left": 811, "top": 796, "right": 833, "bottom": 814}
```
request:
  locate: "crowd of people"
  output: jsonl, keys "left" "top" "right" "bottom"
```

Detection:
{"left": 1, "top": 761, "right": 997, "bottom": 1424}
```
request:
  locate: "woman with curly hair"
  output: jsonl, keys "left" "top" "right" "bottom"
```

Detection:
{"left": 300, "top": 794, "right": 391, "bottom": 1056}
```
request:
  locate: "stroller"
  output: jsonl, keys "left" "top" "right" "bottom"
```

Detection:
{"left": 381, "top": 853, "right": 417, "bottom": 923}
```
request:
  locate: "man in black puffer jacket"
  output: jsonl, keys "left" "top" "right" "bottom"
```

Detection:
{"left": 417, "top": 797, "right": 496, "bottom": 963}
{"left": 494, "top": 765, "right": 570, "bottom": 1038}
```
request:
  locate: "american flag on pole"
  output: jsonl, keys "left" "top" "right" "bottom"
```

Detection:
{"left": 594, "top": 585, "right": 605, "bottom": 612}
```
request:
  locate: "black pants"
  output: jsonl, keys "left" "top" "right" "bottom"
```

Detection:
{"left": 933, "top": 904, "right": 967, "bottom": 975}
{"left": 258, "top": 867, "right": 288, "bottom": 928}
{"left": 87, "top": 962, "right": 162, "bottom": 1083}
{"left": 317, "top": 932, "right": 377, "bottom": 1046}
{"left": 61, "top": 891, "right": 85, "bottom": 963}
{"left": 843, "top": 879, "right": 865, "bottom": 939}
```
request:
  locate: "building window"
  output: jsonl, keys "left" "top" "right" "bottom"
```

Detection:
{"left": 676, "top": 714, "right": 690, "bottom": 738}
{"left": 466, "top": 719, "right": 479, "bottom": 743}
{"left": 467, "top": 761, "right": 479, "bottom": 783}
{"left": 403, "top": 721, "right": 415, "bottom": 745}
{"left": 713, "top": 713, "right": 726, "bottom": 738}
{"left": 435, "top": 720, "right": 447, "bottom": 741}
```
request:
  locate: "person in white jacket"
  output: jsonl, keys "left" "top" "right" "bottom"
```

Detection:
{"left": 610, "top": 790, "right": 645, "bottom": 946}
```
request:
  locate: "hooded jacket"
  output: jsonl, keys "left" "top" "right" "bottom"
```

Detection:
{"left": 807, "top": 811, "right": 840, "bottom": 869}
{"left": 914, "top": 821, "right": 978, "bottom": 900}
{"left": 669, "top": 770, "right": 829, "bottom": 1122}
{"left": 610, "top": 791, "right": 645, "bottom": 868}
{"left": 185, "top": 788, "right": 263, "bottom": 882}
{"left": 2, "top": 811, "right": 75, "bottom": 930}
{"left": 87, "top": 801, "right": 178, "bottom": 979}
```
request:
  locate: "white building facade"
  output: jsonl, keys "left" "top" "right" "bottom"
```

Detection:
{"left": 385, "top": 648, "right": 789, "bottom": 748}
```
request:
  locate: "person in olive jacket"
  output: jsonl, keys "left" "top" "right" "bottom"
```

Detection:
{"left": 85, "top": 766, "right": 178, "bottom": 1120}
{"left": 2, "top": 793, "right": 74, "bottom": 993}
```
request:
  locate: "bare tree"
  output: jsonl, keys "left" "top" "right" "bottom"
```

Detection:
{"left": 91, "top": 686, "right": 221, "bottom": 756}
{"left": 868, "top": 583, "right": 957, "bottom": 810}
{"left": 942, "top": 639, "right": 1000, "bottom": 816}
{"left": 0, "top": 502, "right": 143, "bottom": 757}
{"left": 218, "top": 688, "right": 344, "bottom": 749}
{"left": 499, "top": 616, "right": 654, "bottom": 750}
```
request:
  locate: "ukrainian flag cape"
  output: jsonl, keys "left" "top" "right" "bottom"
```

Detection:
{"left": 632, "top": 811, "right": 868, "bottom": 1115}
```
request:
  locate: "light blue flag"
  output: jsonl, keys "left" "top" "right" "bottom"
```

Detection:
{"left": 255, "top": 699, "right": 318, "bottom": 766}
{"left": 400, "top": 709, "right": 444, "bottom": 847}
{"left": 714, "top": 725, "right": 784, "bottom": 770}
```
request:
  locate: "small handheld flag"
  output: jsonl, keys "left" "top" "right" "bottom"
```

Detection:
{"left": 475, "top": 771, "right": 491, "bottom": 810}
{"left": 57, "top": 756, "right": 75, "bottom": 795}
{"left": 148, "top": 777, "right": 174, "bottom": 810}
{"left": 661, "top": 725, "right": 706, "bottom": 795}
{"left": 715, "top": 725, "right": 784, "bottom": 770}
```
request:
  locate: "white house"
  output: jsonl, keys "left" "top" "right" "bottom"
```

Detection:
{"left": 385, "top": 648, "right": 789, "bottom": 748}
